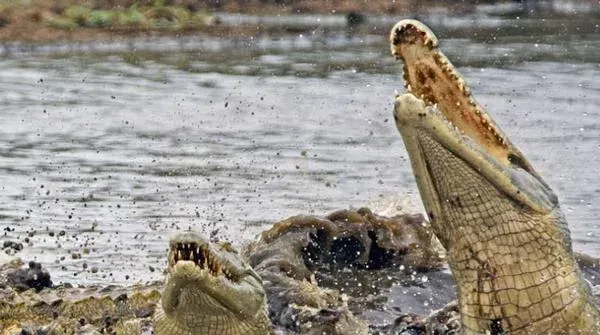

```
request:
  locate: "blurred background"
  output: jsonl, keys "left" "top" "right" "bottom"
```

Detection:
{"left": 0, "top": 0, "right": 598, "bottom": 287}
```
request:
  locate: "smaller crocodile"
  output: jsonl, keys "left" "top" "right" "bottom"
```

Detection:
{"left": 0, "top": 281, "right": 160, "bottom": 334}
{"left": 153, "top": 231, "right": 272, "bottom": 335}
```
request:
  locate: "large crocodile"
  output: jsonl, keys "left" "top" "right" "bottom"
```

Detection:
{"left": 389, "top": 19, "right": 600, "bottom": 334}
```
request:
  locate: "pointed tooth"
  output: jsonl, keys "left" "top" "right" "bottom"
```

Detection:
{"left": 460, "top": 82, "right": 471, "bottom": 95}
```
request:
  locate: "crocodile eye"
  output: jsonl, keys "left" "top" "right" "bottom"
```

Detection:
{"left": 507, "top": 152, "right": 530, "bottom": 172}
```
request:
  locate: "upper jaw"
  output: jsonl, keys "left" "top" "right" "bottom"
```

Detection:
{"left": 168, "top": 232, "right": 242, "bottom": 282}
{"left": 164, "top": 233, "right": 265, "bottom": 318}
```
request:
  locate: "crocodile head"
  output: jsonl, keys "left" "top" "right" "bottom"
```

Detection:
{"left": 389, "top": 19, "right": 558, "bottom": 237}
{"left": 388, "top": 19, "right": 600, "bottom": 333}
{"left": 156, "top": 231, "right": 269, "bottom": 334}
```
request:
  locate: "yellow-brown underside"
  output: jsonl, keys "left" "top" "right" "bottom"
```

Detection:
{"left": 390, "top": 25, "right": 510, "bottom": 165}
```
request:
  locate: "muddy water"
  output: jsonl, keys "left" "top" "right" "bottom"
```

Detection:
{"left": 0, "top": 9, "right": 599, "bottom": 319}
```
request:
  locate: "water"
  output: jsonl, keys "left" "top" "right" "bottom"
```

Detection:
{"left": 0, "top": 10, "right": 599, "bottom": 290}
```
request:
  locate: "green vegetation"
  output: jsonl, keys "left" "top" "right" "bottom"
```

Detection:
{"left": 45, "top": 2, "right": 209, "bottom": 31}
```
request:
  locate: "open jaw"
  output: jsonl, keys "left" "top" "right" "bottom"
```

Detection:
{"left": 161, "top": 232, "right": 265, "bottom": 319}
{"left": 388, "top": 19, "right": 558, "bottom": 231}
{"left": 168, "top": 237, "right": 236, "bottom": 280}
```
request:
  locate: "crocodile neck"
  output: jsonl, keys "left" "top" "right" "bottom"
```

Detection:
{"left": 389, "top": 19, "right": 600, "bottom": 334}
{"left": 421, "top": 132, "right": 597, "bottom": 334}
{"left": 154, "top": 304, "right": 271, "bottom": 335}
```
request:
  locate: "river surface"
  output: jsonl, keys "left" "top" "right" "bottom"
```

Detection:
{"left": 0, "top": 6, "right": 599, "bottom": 310}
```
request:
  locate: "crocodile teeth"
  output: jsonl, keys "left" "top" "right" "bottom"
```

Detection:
{"left": 460, "top": 83, "right": 471, "bottom": 95}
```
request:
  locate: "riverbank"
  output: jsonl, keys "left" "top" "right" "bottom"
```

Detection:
{"left": 2, "top": 0, "right": 594, "bottom": 42}
{"left": 0, "top": 1, "right": 434, "bottom": 42}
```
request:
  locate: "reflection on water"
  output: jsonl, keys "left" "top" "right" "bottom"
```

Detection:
{"left": 0, "top": 10, "right": 599, "bottom": 295}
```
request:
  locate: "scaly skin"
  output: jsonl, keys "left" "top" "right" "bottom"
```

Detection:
{"left": 153, "top": 231, "right": 272, "bottom": 335}
{"left": 0, "top": 283, "right": 160, "bottom": 334}
{"left": 247, "top": 207, "right": 444, "bottom": 335}
{"left": 389, "top": 19, "right": 600, "bottom": 334}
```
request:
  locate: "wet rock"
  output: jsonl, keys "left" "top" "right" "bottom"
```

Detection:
{"left": 6, "top": 260, "right": 53, "bottom": 292}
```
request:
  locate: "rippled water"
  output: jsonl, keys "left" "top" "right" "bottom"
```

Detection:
{"left": 0, "top": 10, "right": 599, "bottom": 294}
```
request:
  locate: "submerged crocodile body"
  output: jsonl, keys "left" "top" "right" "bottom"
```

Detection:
{"left": 389, "top": 19, "right": 600, "bottom": 334}
{"left": 0, "top": 280, "right": 160, "bottom": 334}
{"left": 247, "top": 207, "right": 444, "bottom": 334}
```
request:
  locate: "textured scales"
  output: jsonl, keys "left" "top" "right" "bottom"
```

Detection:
{"left": 246, "top": 207, "right": 443, "bottom": 334}
{"left": 153, "top": 231, "right": 272, "bottom": 335}
{"left": 390, "top": 19, "right": 600, "bottom": 334}
{"left": 0, "top": 284, "right": 160, "bottom": 334}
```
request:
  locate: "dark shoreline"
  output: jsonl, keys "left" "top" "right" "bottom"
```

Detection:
{"left": 0, "top": 0, "right": 597, "bottom": 43}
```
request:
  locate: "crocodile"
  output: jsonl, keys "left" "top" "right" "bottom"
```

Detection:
{"left": 0, "top": 279, "right": 160, "bottom": 334}
{"left": 389, "top": 19, "right": 600, "bottom": 334}
{"left": 153, "top": 231, "right": 272, "bottom": 335}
